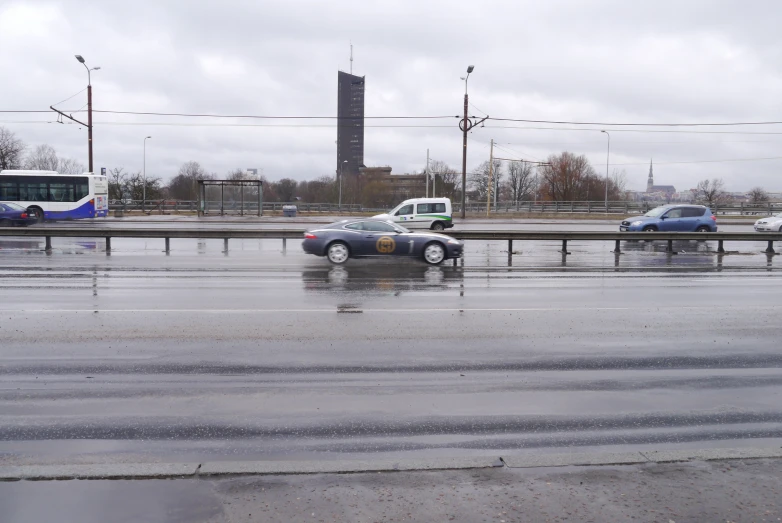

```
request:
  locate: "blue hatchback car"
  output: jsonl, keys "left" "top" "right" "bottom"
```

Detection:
{"left": 620, "top": 205, "right": 717, "bottom": 232}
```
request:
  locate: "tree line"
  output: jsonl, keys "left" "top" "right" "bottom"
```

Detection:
{"left": 1, "top": 126, "right": 775, "bottom": 206}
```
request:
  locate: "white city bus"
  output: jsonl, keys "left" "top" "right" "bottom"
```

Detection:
{"left": 0, "top": 170, "right": 109, "bottom": 222}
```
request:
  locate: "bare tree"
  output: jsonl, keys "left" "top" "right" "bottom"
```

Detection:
{"left": 24, "top": 144, "right": 59, "bottom": 171}
{"left": 124, "top": 171, "right": 163, "bottom": 201}
{"left": 0, "top": 126, "right": 26, "bottom": 170}
{"left": 273, "top": 178, "right": 298, "bottom": 202}
{"left": 696, "top": 178, "right": 727, "bottom": 207}
{"left": 505, "top": 161, "right": 536, "bottom": 203}
{"left": 59, "top": 157, "right": 86, "bottom": 174}
{"left": 428, "top": 159, "right": 460, "bottom": 200}
{"left": 108, "top": 167, "right": 128, "bottom": 200}
{"left": 468, "top": 160, "right": 502, "bottom": 202}
{"left": 167, "top": 161, "right": 209, "bottom": 200}
{"left": 539, "top": 152, "right": 597, "bottom": 201}
{"left": 748, "top": 186, "right": 769, "bottom": 204}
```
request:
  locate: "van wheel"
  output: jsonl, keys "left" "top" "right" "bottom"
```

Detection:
{"left": 430, "top": 222, "right": 445, "bottom": 231}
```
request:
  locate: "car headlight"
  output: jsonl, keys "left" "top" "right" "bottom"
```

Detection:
{"left": 447, "top": 239, "right": 461, "bottom": 244}
{"left": 631, "top": 221, "right": 643, "bottom": 226}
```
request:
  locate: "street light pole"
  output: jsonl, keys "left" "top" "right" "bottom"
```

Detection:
{"left": 601, "top": 130, "right": 610, "bottom": 212}
{"left": 339, "top": 160, "right": 347, "bottom": 211}
{"left": 143, "top": 136, "right": 152, "bottom": 211}
{"left": 75, "top": 55, "right": 99, "bottom": 173}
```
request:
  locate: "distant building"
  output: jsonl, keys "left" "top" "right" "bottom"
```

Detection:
{"left": 645, "top": 159, "right": 676, "bottom": 195}
{"left": 360, "top": 166, "right": 427, "bottom": 204}
{"left": 337, "top": 71, "right": 365, "bottom": 178}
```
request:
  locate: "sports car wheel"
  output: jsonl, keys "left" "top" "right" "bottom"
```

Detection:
{"left": 327, "top": 242, "right": 349, "bottom": 264}
{"left": 423, "top": 242, "right": 445, "bottom": 265}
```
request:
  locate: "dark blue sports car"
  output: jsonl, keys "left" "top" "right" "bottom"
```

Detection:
{"left": 0, "top": 202, "right": 36, "bottom": 227}
{"left": 302, "top": 218, "right": 463, "bottom": 265}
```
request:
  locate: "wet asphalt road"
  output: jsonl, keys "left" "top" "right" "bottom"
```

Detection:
{"left": 1, "top": 220, "right": 782, "bottom": 467}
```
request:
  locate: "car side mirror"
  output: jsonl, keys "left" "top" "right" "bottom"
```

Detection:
{"left": 660, "top": 216, "right": 667, "bottom": 220}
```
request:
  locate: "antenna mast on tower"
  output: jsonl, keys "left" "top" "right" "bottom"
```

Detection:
{"left": 350, "top": 42, "right": 353, "bottom": 74}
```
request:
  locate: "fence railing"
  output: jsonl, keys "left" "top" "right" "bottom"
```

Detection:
{"left": 108, "top": 200, "right": 782, "bottom": 217}
{"left": 108, "top": 200, "right": 363, "bottom": 214}
{"left": 455, "top": 201, "right": 782, "bottom": 216}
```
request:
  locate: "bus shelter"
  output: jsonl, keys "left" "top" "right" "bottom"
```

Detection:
{"left": 197, "top": 179, "right": 263, "bottom": 217}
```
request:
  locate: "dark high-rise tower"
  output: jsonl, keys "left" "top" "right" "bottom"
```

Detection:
{"left": 337, "top": 71, "right": 365, "bottom": 177}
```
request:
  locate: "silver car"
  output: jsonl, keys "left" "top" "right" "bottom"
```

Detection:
{"left": 754, "top": 212, "right": 782, "bottom": 232}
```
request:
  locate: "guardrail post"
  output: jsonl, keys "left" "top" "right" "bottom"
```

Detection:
{"left": 223, "top": 238, "right": 229, "bottom": 253}
{"left": 667, "top": 239, "right": 674, "bottom": 253}
{"left": 612, "top": 239, "right": 621, "bottom": 254}
{"left": 105, "top": 237, "right": 111, "bottom": 253}
{"left": 560, "top": 239, "right": 570, "bottom": 255}
{"left": 508, "top": 239, "right": 512, "bottom": 266}
{"left": 165, "top": 238, "right": 170, "bottom": 254}
{"left": 587, "top": 202, "right": 591, "bottom": 214}
{"left": 282, "top": 238, "right": 287, "bottom": 254}
{"left": 766, "top": 240, "right": 775, "bottom": 254}
{"left": 44, "top": 236, "right": 52, "bottom": 252}
{"left": 718, "top": 240, "right": 725, "bottom": 254}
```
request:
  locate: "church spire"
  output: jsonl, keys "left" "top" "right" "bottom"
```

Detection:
{"left": 646, "top": 159, "right": 654, "bottom": 192}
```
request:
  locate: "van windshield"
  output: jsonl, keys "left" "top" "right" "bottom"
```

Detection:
{"left": 644, "top": 207, "right": 670, "bottom": 217}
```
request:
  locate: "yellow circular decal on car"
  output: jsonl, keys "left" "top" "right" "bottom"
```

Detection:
{"left": 376, "top": 236, "right": 396, "bottom": 253}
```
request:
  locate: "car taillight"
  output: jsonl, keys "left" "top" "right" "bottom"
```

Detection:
{"left": 20, "top": 213, "right": 27, "bottom": 218}
{"left": 304, "top": 233, "right": 317, "bottom": 239}
{"left": 711, "top": 215, "right": 717, "bottom": 221}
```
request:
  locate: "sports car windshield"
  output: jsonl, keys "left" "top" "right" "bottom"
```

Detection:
{"left": 644, "top": 207, "right": 669, "bottom": 217}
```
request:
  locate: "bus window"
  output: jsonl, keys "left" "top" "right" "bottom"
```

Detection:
{"left": 49, "top": 183, "right": 75, "bottom": 202}
{"left": 20, "top": 182, "right": 48, "bottom": 202}
{"left": 0, "top": 181, "right": 18, "bottom": 200}
{"left": 75, "top": 180, "right": 89, "bottom": 201}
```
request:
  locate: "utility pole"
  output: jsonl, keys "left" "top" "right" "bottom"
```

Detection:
{"left": 51, "top": 55, "right": 99, "bottom": 173}
{"left": 425, "top": 149, "right": 429, "bottom": 198}
{"left": 458, "top": 65, "right": 488, "bottom": 219}
{"left": 601, "top": 130, "right": 610, "bottom": 212}
{"left": 486, "top": 139, "right": 494, "bottom": 217}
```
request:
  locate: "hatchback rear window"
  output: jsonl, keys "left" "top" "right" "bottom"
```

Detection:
{"left": 681, "top": 207, "right": 706, "bottom": 217}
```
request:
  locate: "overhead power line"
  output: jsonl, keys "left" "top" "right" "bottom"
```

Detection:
{"left": 487, "top": 117, "right": 782, "bottom": 127}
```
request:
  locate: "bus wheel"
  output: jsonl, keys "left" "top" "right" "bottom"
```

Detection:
{"left": 28, "top": 207, "right": 44, "bottom": 224}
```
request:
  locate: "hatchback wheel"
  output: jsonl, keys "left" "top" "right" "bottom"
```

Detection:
{"left": 423, "top": 242, "right": 445, "bottom": 265}
{"left": 642, "top": 226, "right": 657, "bottom": 232}
{"left": 326, "top": 242, "right": 349, "bottom": 264}
{"left": 695, "top": 226, "right": 710, "bottom": 233}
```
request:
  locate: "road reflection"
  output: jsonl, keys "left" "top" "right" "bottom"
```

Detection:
{"left": 302, "top": 262, "right": 463, "bottom": 294}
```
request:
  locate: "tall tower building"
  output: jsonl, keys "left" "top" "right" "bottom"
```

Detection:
{"left": 646, "top": 159, "right": 654, "bottom": 192}
{"left": 336, "top": 71, "right": 365, "bottom": 177}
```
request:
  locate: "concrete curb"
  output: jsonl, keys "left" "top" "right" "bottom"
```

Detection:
{"left": 2, "top": 447, "right": 781, "bottom": 481}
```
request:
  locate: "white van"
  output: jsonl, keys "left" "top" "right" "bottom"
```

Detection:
{"left": 374, "top": 198, "right": 453, "bottom": 230}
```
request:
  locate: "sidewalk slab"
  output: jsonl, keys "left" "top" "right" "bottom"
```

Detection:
{"left": 198, "top": 456, "right": 501, "bottom": 476}
{"left": 0, "top": 462, "right": 199, "bottom": 481}
{"left": 501, "top": 451, "right": 647, "bottom": 468}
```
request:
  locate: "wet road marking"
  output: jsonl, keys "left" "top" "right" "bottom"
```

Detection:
{"left": 2, "top": 305, "right": 779, "bottom": 313}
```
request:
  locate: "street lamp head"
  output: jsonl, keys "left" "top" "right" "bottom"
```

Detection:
{"left": 466, "top": 65, "right": 475, "bottom": 73}
{"left": 92, "top": 66, "right": 101, "bottom": 71}
{"left": 146, "top": 136, "right": 152, "bottom": 139}
{"left": 75, "top": 55, "right": 85, "bottom": 63}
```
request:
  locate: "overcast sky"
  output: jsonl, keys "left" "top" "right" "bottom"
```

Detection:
{"left": 2, "top": 0, "right": 782, "bottom": 192}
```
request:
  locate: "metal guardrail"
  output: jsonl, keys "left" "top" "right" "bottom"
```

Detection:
{"left": 1, "top": 228, "right": 780, "bottom": 263}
